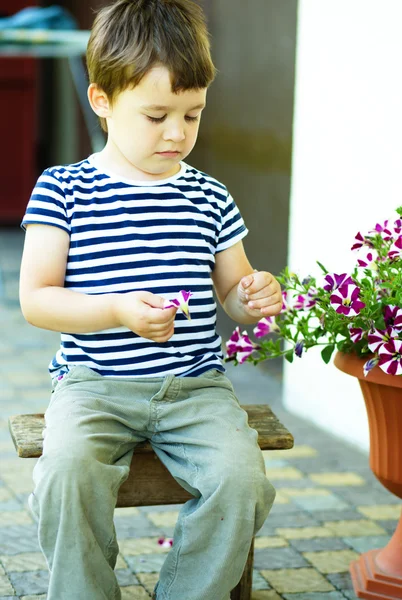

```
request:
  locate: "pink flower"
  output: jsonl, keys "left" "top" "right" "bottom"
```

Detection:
{"left": 357, "top": 250, "right": 378, "bottom": 270}
{"left": 384, "top": 305, "right": 402, "bottom": 331}
{"left": 226, "top": 327, "right": 256, "bottom": 364}
{"left": 388, "top": 236, "right": 402, "bottom": 261}
{"left": 158, "top": 537, "right": 173, "bottom": 548}
{"left": 163, "top": 290, "right": 193, "bottom": 320}
{"left": 348, "top": 325, "right": 364, "bottom": 343}
{"left": 294, "top": 289, "right": 318, "bottom": 310}
{"left": 351, "top": 232, "right": 373, "bottom": 251}
{"left": 253, "top": 317, "right": 279, "bottom": 338}
{"left": 368, "top": 328, "right": 396, "bottom": 353}
{"left": 369, "top": 220, "right": 393, "bottom": 241}
{"left": 323, "top": 273, "right": 354, "bottom": 292}
{"left": 378, "top": 339, "right": 402, "bottom": 375}
{"left": 281, "top": 290, "right": 290, "bottom": 312}
{"left": 330, "top": 284, "right": 365, "bottom": 316}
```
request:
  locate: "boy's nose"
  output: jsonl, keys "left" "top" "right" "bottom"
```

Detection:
{"left": 163, "top": 125, "right": 185, "bottom": 142}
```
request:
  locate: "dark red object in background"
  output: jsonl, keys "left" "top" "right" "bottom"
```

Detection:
{"left": 0, "top": 1, "right": 37, "bottom": 224}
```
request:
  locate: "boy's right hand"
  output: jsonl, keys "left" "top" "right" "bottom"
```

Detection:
{"left": 113, "top": 291, "right": 178, "bottom": 342}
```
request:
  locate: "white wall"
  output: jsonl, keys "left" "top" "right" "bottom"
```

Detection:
{"left": 284, "top": 0, "right": 402, "bottom": 451}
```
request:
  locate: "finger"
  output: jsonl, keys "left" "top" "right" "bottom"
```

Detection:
{"left": 246, "top": 285, "right": 275, "bottom": 302}
{"left": 245, "top": 274, "right": 275, "bottom": 296}
{"left": 247, "top": 293, "right": 282, "bottom": 311}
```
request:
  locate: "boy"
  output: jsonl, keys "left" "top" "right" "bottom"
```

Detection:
{"left": 19, "top": 1, "right": 282, "bottom": 599}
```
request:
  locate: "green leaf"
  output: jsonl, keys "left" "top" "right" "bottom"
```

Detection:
{"left": 316, "top": 261, "right": 329, "bottom": 274}
{"left": 374, "top": 315, "right": 386, "bottom": 330}
{"left": 321, "top": 344, "right": 335, "bottom": 364}
{"left": 284, "top": 349, "right": 294, "bottom": 363}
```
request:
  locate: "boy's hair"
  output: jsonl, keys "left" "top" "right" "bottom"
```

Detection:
{"left": 87, "top": 0, "right": 216, "bottom": 131}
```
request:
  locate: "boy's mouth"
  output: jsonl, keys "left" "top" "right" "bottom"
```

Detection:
{"left": 156, "top": 151, "right": 180, "bottom": 158}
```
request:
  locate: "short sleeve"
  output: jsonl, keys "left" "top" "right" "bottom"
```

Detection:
{"left": 21, "top": 169, "right": 70, "bottom": 233}
{"left": 216, "top": 192, "right": 248, "bottom": 253}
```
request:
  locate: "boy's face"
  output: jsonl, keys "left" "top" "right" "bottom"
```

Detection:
{"left": 99, "top": 66, "right": 207, "bottom": 180}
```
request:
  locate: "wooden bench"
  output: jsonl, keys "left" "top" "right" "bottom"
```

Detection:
{"left": 9, "top": 405, "right": 293, "bottom": 600}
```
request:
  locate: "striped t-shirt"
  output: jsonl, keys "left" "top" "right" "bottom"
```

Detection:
{"left": 22, "top": 156, "right": 248, "bottom": 378}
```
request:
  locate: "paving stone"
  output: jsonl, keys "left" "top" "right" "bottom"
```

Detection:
{"left": 115, "top": 507, "right": 141, "bottom": 517}
{"left": 272, "top": 491, "right": 291, "bottom": 505}
{"left": 342, "top": 536, "right": 390, "bottom": 554}
{"left": 324, "top": 519, "right": 387, "bottom": 537}
{"left": 289, "top": 538, "right": 350, "bottom": 552}
{"left": 260, "top": 568, "right": 335, "bottom": 593}
{"left": 254, "top": 547, "right": 309, "bottom": 570}
{"left": 376, "top": 519, "right": 400, "bottom": 534}
{"left": 0, "top": 568, "right": 14, "bottom": 597}
{"left": 119, "top": 537, "right": 172, "bottom": 556}
{"left": 121, "top": 586, "right": 150, "bottom": 600}
{"left": 264, "top": 458, "right": 289, "bottom": 468}
{"left": 357, "top": 504, "right": 401, "bottom": 520}
{"left": 264, "top": 513, "right": 321, "bottom": 529}
{"left": 264, "top": 445, "right": 318, "bottom": 459}
{"left": 302, "top": 550, "right": 360, "bottom": 574}
{"left": 0, "top": 511, "right": 33, "bottom": 527}
{"left": 8, "top": 570, "right": 49, "bottom": 596}
{"left": 265, "top": 467, "right": 305, "bottom": 480}
{"left": 0, "top": 525, "right": 40, "bottom": 555}
{"left": 342, "top": 591, "right": 358, "bottom": 599}
{"left": 251, "top": 592, "right": 282, "bottom": 600}
{"left": 125, "top": 553, "right": 166, "bottom": 573}
{"left": 252, "top": 570, "right": 271, "bottom": 590}
{"left": 254, "top": 537, "right": 288, "bottom": 549}
{"left": 309, "top": 509, "right": 364, "bottom": 523}
{"left": 276, "top": 527, "right": 334, "bottom": 540}
{"left": 0, "top": 500, "right": 23, "bottom": 512}
{"left": 282, "top": 593, "right": 346, "bottom": 600}
{"left": 334, "top": 486, "right": 398, "bottom": 506}
{"left": 114, "top": 515, "right": 161, "bottom": 539}
{"left": 291, "top": 494, "right": 350, "bottom": 512}
{"left": 277, "top": 487, "right": 331, "bottom": 498}
{"left": 0, "top": 552, "right": 47, "bottom": 572}
{"left": 115, "top": 568, "right": 140, "bottom": 586}
{"left": 147, "top": 511, "right": 179, "bottom": 528}
{"left": 20, "top": 596, "right": 47, "bottom": 600}
{"left": 135, "top": 572, "right": 159, "bottom": 593}
{"left": 309, "top": 473, "right": 366, "bottom": 486}
{"left": 326, "top": 572, "right": 355, "bottom": 590}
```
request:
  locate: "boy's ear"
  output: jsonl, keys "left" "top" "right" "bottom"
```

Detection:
{"left": 87, "top": 83, "right": 112, "bottom": 118}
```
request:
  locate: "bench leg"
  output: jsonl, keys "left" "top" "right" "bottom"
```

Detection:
{"left": 230, "top": 537, "right": 254, "bottom": 600}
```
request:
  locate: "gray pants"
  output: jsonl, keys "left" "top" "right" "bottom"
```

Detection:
{"left": 29, "top": 366, "right": 275, "bottom": 600}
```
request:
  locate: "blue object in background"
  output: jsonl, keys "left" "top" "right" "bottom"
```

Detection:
{"left": 0, "top": 6, "right": 77, "bottom": 31}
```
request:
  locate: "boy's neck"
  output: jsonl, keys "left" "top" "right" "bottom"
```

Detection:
{"left": 94, "top": 143, "right": 181, "bottom": 182}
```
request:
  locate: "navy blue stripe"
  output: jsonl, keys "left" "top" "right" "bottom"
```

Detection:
{"left": 66, "top": 257, "right": 208, "bottom": 276}
{"left": 70, "top": 228, "right": 216, "bottom": 245}
{"left": 67, "top": 245, "right": 213, "bottom": 262}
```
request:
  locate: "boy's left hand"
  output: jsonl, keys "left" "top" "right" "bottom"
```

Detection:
{"left": 238, "top": 271, "right": 282, "bottom": 318}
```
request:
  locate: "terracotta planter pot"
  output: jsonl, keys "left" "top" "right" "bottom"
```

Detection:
{"left": 334, "top": 351, "right": 402, "bottom": 599}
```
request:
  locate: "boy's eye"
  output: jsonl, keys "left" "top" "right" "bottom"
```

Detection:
{"left": 147, "top": 115, "right": 167, "bottom": 123}
{"left": 185, "top": 115, "right": 200, "bottom": 122}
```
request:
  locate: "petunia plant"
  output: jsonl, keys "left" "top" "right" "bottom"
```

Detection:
{"left": 226, "top": 207, "right": 402, "bottom": 377}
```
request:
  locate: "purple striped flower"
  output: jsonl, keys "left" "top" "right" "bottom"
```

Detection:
{"left": 357, "top": 250, "right": 378, "bottom": 270}
{"left": 253, "top": 317, "right": 279, "bottom": 338}
{"left": 378, "top": 339, "right": 402, "bottom": 375}
{"left": 164, "top": 290, "right": 193, "bottom": 320}
{"left": 351, "top": 232, "right": 373, "bottom": 251}
{"left": 388, "top": 236, "right": 402, "bottom": 261}
{"left": 384, "top": 305, "right": 402, "bottom": 331}
{"left": 330, "top": 284, "right": 365, "bottom": 316}
{"left": 369, "top": 220, "right": 393, "bottom": 241}
{"left": 226, "top": 327, "right": 256, "bottom": 364}
{"left": 323, "top": 273, "right": 354, "bottom": 293}
{"left": 348, "top": 325, "right": 364, "bottom": 344}
{"left": 368, "top": 327, "right": 396, "bottom": 353}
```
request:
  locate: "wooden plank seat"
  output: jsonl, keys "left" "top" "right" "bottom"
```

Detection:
{"left": 8, "top": 405, "right": 293, "bottom": 600}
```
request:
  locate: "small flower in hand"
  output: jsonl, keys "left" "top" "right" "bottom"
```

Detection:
{"left": 163, "top": 290, "right": 193, "bottom": 320}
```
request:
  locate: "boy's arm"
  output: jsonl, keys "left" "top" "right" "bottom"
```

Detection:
{"left": 212, "top": 240, "right": 282, "bottom": 324}
{"left": 19, "top": 224, "right": 177, "bottom": 341}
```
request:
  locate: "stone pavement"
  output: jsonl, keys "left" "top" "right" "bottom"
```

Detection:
{"left": 0, "top": 226, "right": 401, "bottom": 600}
